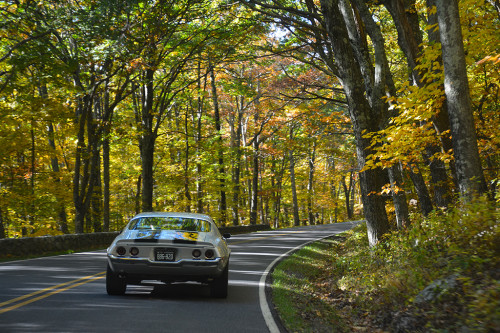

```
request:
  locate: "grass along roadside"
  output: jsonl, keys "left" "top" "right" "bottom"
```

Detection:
{"left": 271, "top": 236, "right": 351, "bottom": 332}
{"left": 271, "top": 198, "right": 499, "bottom": 332}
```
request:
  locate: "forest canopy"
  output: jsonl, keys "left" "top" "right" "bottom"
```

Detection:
{"left": 0, "top": 0, "right": 498, "bottom": 242}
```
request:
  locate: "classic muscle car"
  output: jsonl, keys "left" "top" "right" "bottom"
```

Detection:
{"left": 106, "top": 212, "right": 231, "bottom": 298}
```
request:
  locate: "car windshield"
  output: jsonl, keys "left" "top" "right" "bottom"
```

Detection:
{"left": 128, "top": 217, "right": 211, "bottom": 232}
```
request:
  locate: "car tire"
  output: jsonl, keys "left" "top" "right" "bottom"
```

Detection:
{"left": 210, "top": 263, "right": 228, "bottom": 298}
{"left": 106, "top": 263, "right": 126, "bottom": 295}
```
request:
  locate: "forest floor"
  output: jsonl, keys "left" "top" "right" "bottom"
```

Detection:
{"left": 271, "top": 209, "right": 499, "bottom": 332}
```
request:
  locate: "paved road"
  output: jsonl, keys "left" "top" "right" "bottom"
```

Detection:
{"left": 0, "top": 222, "right": 359, "bottom": 333}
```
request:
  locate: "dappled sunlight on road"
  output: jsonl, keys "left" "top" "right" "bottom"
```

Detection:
{"left": 229, "top": 269, "right": 264, "bottom": 276}
{"left": 0, "top": 265, "right": 71, "bottom": 272}
{"left": 229, "top": 279, "right": 260, "bottom": 287}
{"left": 231, "top": 252, "right": 282, "bottom": 257}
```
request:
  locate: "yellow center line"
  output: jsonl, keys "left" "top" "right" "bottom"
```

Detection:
{"left": 0, "top": 271, "right": 105, "bottom": 308}
{"left": 0, "top": 271, "right": 106, "bottom": 315}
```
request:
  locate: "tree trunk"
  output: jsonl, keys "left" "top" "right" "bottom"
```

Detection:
{"left": 334, "top": 182, "right": 339, "bottom": 223}
{"left": 350, "top": 177, "right": 355, "bottom": 216}
{"left": 99, "top": 74, "right": 129, "bottom": 230}
{"left": 231, "top": 100, "right": 243, "bottom": 226}
{"left": 195, "top": 61, "right": 205, "bottom": 214}
{"left": 388, "top": 164, "right": 409, "bottom": 228}
{"left": 284, "top": 205, "right": 290, "bottom": 227}
{"left": 0, "top": 208, "right": 5, "bottom": 239}
{"left": 184, "top": 107, "right": 192, "bottom": 212}
{"left": 423, "top": 145, "right": 451, "bottom": 208}
{"left": 381, "top": 0, "right": 423, "bottom": 85}
{"left": 135, "top": 175, "right": 141, "bottom": 215}
{"left": 250, "top": 140, "right": 259, "bottom": 225}
{"left": 210, "top": 62, "right": 227, "bottom": 223}
{"left": 427, "top": 0, "right": 459, "bottom": 191}
{"left": 425, "top": 0, "right": 455, "bottom": 205}
{"left": 307, "top": 139, "right": 316, "bottom": 225}
{"left": 320, "top": 0, "right": 389, "bottom": 246}
{"left": 259, "top": 169, "right": 267, "bottom": 225}
{"left": 289, "top": 128, "right": 300, "bottom": 227}
{"left": 140, "top": 133, "right": 155, "bottom": 212}
{"left": 383, "top": 0, "right": 453, "bottom": 206}
{"left": 348, "top": 0, "right": 412, "bottom": 226}
{"left": 407, "top": 162, "right": 434, "bottom": 216}
{"left": 91, "top": 149, "right": 102, "bottom": 232}
{"left": 102, "top": 87, "right": 111, "bottom": 232}
{"left": 47, "top": 121, "right": 69, "bottom": 234}
{"left": 28, "top": 117, "right": 35, "bottom": 234}
{"left": 102, "top": 127, "right": 110, "bottom": 232}
{"left": 73, "top": 95, "right": 96, "bottom": 233}
{"left": 138, "top": 69, "right": 156, "bottom": 212}
{"left": 435, "top": 0, "right": 488, "bottom": 198}
{"left": 89, "top": 96, "right": 102, "bottom": 232}
{"left": 341, "top": 173, "right": 354, "bottom": 219}
{"left": 271, "top": 156, "right": 285, "bottom": 229}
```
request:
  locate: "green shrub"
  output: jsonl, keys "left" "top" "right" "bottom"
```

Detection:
{"left": 272, "top": 197, "right": 498, "bottom": 331}
{"left": 335, "top": 197, "right": 499, "bottom": 329}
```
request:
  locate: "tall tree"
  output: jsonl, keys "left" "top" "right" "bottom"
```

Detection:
{"left": 242, "top": 0, "right": 391, "bottom": 244}
{"left": 435, "top": 0, "right": 488, "bottom": 198}
{"left": 307, "top": 138, "right": 317, "bottom": 225}
{"left": 0, "top": 208, "right": 5, "bottom": 239}
{"left": 209, "top": 61, "right": 228, "bottom": 223}
{"left": 288, "top": 125, "right": 301, "bottom": 226}
{"left": 129, "top": 0, "right": 214, "bottom": 211}
{"left": 381, "top": 0, "right": 453, "bottom": 209}
{"left": 319, "top": 0, "right": 390, "bottom": 244}
{"left": 42, "top": 85, "right": 69, "bottom": 234}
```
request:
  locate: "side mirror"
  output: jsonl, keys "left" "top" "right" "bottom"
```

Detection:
{"left": 223, "top": 233, "right": 231, "bottom": 239}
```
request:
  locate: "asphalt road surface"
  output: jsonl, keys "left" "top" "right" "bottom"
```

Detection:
{"left": 0, "top": 222, "right": 360, "bottom": 333}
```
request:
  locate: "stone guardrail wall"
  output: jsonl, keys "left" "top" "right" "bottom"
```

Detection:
{"left": 219, "top": 224, "right": 271, "bottom": 235}
{"left": 0, "top": 224, "right": 271, "bottom": 259}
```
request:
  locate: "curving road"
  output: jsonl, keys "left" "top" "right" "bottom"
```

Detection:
{"left": 0, "top": 222, "right": 359, "bottom": 333}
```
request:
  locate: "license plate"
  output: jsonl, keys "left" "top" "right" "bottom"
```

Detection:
{"left": 155, "top": 248, "right": 176, "bottom": 261}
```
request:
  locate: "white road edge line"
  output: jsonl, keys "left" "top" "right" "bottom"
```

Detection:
{"left": 258, "top": 233, "right": 338, "bottom": 333}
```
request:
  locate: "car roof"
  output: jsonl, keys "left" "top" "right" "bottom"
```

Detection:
{"left": 132, "top": 212, "right": 214, "bottom": 222}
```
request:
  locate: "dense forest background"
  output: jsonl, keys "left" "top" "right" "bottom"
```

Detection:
{"left": 0, "top": 0, "right": 498, "bottom": 240}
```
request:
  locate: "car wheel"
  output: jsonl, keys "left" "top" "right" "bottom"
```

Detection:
{"left": 210, "top": 263, "right": 228, "bottom": 298}
{"left": 106, "top": 263, "right": 126, "bottom": 295}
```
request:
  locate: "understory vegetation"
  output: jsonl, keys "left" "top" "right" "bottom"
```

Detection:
{"left": 272, "top": 198, "right": 499, "bottom": 332}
